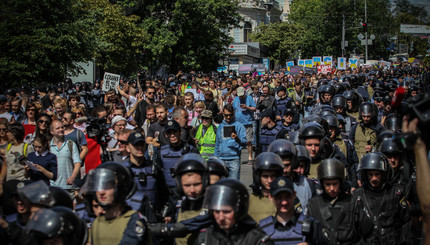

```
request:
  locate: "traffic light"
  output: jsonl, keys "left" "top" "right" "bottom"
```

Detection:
{"left": 362, "top": 23, "right": 367, "bottom": 32}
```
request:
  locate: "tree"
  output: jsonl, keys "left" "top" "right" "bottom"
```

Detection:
{"left": 250, "top": 21, "right": 305, "bottom": 65}
{"left": 118, "top": 0, "right": 241, "bottom": 73}
{"left": 0, "top": 0, "right": 97, "bottom": 86}
{"left": 80, "top": 0, "right": 146, "bottom": 75}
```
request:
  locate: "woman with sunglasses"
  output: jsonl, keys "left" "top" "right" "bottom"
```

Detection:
{"left": 71, "top": 107, "right": 87, "bottom": 134}
{"left": 0, "top": 118, "right": 10, "bottom": 152}
{"left": 23, "top": 114, "right": 52, "bottom": 145}
{"left": 22, "top": 102, "right": 39, "bottom": 126}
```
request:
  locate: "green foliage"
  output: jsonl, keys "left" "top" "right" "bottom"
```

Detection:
{"left": 80, "top": 0, "right": 146, "bottom": 75}
{"left": 124, "top": 0, "right": 241, "bottom": 73}
{"left": 0, "top": 0, "right": 97, "bottom": 86}
{"left": 250, "top": 21, "right": 305, "bottom": 64}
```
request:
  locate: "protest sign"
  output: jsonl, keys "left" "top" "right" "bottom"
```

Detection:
{"left": 338, "top": 57, "right": 347, "bottom": 70}
{"left": 103, "top": 72, "right": 121, "bottom": 92}
{"left": 313, "top": 56, "right": 322, "bottom": 66}
{"left": 349, "top": 58, "right": 359, "bottom": 69}
{"left": 305, "top": 59, "right": 313, "bottom": 68}
{"left": 286, "top": 61, "right": 294, "bottom": 71}
{"left": 317, "top": 65, "right": 332, "bottom": 75}
{"left": 289, "top": 66, "right": 303, "bottom": 76}
{"left": 323, "top": 56, "right": 333, "bottom": 66}
{"left": 304, "top": 67, "right": 317, "bottom": 74}
{"left": 298, "top": 60, "right": 305, "bottom": 67}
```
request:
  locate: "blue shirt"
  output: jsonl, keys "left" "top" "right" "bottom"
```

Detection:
{"left": 50, "top": 139, "right": 81, "bottom": 190}
{"left": 233, "top": 95, "right": 256, "bottom": 126}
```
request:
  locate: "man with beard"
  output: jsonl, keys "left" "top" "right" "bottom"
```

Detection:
{"left": 134, "top": 86, "right": 156, "bottom": 127}
{"left": 146, "top": 103, "right": 169, "bottom": 149}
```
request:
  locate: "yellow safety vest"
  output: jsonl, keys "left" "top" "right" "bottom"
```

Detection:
{"left": 195, "top": 124, "right": 217, "bottom": 159}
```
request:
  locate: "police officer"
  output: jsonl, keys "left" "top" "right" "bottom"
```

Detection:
{"left": 307, "top": 159, "right": 361, "bottom": 244}
{"left": 299, "top": 122, "right": 346, "bottom": 179}
{"left": 258, "top": 109, "right": 284, "bottom": 153}
{"left": 278, "top": 108, "right": 299, "bottom": 138}
{"left": 248, "top": 152, "right": 284, "bottom": 223}
{"left": 25, "top": 206, "right": 88, "bottom": 245}
{"left": 155, "top": 120, "right": 199, "bottom": 192}
{"left": 342, "top": 90, "right": 361, "bottom": 120}
{"left": 207, "top": 158, "right": 229, "bottom": 184}
{"left": 268, "top": 139, "right": 319, "bottom": 209}
{"left": 196, "top": 179, "right": 273, "bottom": 244}
{"left": 322, "top": 113, "right": 359, "bottom": 183}
{"left": 124, "top": 131, "right": 169, "bottom": 222}
{"left": 275, "top": 86, "right": 294, "bottom": 121}
{"left": 170, "top": 153, "right": 209, "bottom": 245}
{"left": 259, "top": 176, "right": 328, "bottom": 245}
{"left": 349, "top": 102, "right": 381, "bottom": 160}
{"left": 331, "top": 95, "right": 356, "bottom": 134}
{"left": 85, "top": 162, "right": 152, "bottom": 245}
{"left": 354, "top": 152, "right": 411, "bottom": 245}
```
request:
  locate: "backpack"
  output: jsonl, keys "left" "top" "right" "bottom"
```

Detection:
{"left": 7, "top": 143, "right": 29, "bottom": 157}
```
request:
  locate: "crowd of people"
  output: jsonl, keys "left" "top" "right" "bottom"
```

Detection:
{"left": 0, "top": 62, "right": 430, "bottom": 244}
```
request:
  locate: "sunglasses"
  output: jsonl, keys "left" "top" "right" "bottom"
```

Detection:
{"left": 223, "top": 113, "right": 233, "bottom": 117}
{"left": 147, "top": 92, "right": 155, "bottom": 95}
{"left": 27, "top": 109, "right": 36, "bottom": 112}
{"left": 0, "top": 128, "right": 7, "bottom": 132}
{"left": 39, "top": 120, "right": 50, "bottom": 124}
{"left": 118, "top": 140, "right": 128, "bottom": 145}
{"left": 201, "top": 117, "right": 211, "bottom": 120}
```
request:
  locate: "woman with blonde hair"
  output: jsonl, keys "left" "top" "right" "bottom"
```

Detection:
{"left": 190, "top": 101, "right": 206, "bottom": 127}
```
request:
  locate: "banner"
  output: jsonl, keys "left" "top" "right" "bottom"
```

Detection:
{"left": 313, "top": 56, "right": 322, "bottom": 66}
{"left": 286, "top": 61, "right": 294, "bottom": 71}
{"left": 349, "top": 58, "right": 359, "bottom": 69}
{"left": 305, "top": 59, "right": 313, "bottom": 68}
{"left": 323, "top": 56, "right": 333, "bottom": 66}
{"left": 102, "top": 72, "right": 121, "bottom": 92}
{"left": 304, "top": 67, "right": 317, "bottom": 74}
{"left": 289, "top": 66, "right": 303, "bottom": 76}
{"left": 298, "top": 60, "right": 305, "bottom": 67}
{"left": 337, "top": 57, "right": 347, "bottom": 70}
{"left": 317, "top": 65, "right": 332, "bottom": 75}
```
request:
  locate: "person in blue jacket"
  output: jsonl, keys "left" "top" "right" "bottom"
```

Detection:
{"left": 214, "top": 104, "right": 246, "bottom": 180}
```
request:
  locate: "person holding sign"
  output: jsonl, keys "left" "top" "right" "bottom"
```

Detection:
{"left": 214, "top": 104, "right": 246, "bottom": 180}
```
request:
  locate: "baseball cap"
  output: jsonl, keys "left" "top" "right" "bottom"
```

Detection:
{"left": 201, "top": 110, "right": 213, "bottom": 119}
{"left": 165, "top": 120, "right": 181, "bottom": 132}
{"left": 128, "top": 132, "right": 145, "bottom": 145}
{"left": 257, "top": 109, "right": 276, "bottom": 122}
{"left": 201, "top": 81, "right": 208, "bottom": 85}
{"left": 270, "top": 176, "right": 295, "bottom": 197}
{"left": 236, "top": 87, "right": 245, "bottom": 96}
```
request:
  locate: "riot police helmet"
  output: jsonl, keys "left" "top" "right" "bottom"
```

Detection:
{"left": 331, "top": 95, "right": 347, "bottom": 111}
{"left": 384, "top": 113, "right": 402, "bottom": 132}
{"left": 299, "top": 122, "right": 326, "bottom": 140}
{"left": 17, "top": 180, "right": 55, "bottom": 208}
{"left": 26, "top": 206, "right": 88, "bottom": 245}
{"left": 84, "top": 161, "right": 136, "bottom": 205}
{"left": 207, "top": 158, "right": 229, "bottom": 179}
{"left": 333, "top": 82, "right": 346, "bottom": 95}
{"left": 317, "top": 158, "right": 345, "bottom": 182}
{"left": 343, "top": 91, "right": 361, "bottom": 111}
{"left": 268, "top": 139, "right": 298, "bottom": 164}
{"left": 358, "top": 152, "right": 392, "bottom": 186}
{"left": 174, "top": 153, "right": 209, "bottom": 197}
{"left": 358, "top": 102, "right": 377, "bottom": 122}
{"left": 379, "top": 138, "right": 402, "bottom": 156}
{"left": 254, "top": 152, "right": 284, "bottom": 172}
{"left": 296, "top": 145, "right": 311, "bottom": 175}
{"left": 203, "top": 179, "right": 249, "bottom": 221}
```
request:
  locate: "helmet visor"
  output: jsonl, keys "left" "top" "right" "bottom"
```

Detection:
{"left": 25, "top": 208, "right": 62, "bottom": 238}
{"left": 203, "top": 185, "right": 238, "bottom": 211}
{"left": 83, "top": 168, "right": 116, "bottom": 193}
{"left": 18, "top": 180, "right": 53, "bottom": 207}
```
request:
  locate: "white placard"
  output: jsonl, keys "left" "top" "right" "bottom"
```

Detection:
{"left": 103, "top": 72, "right": 121, "bottom": 92}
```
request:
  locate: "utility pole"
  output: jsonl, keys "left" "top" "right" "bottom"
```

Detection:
{"left": 342, "top": 14, "right": 346, "bottom": 57}
{"left": 364, "top": 0, "right": 368, "bottom": 64}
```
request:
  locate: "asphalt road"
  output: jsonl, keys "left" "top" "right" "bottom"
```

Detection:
{"left": 239, "top": 149, "right": 254, "bottom": 191}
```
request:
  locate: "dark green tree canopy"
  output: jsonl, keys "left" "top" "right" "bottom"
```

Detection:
{"left": 122, "top": 0, "right": 242, "bottom": 73}
{"left": 0, "top": 0, "right": 97, "bottom": 86}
